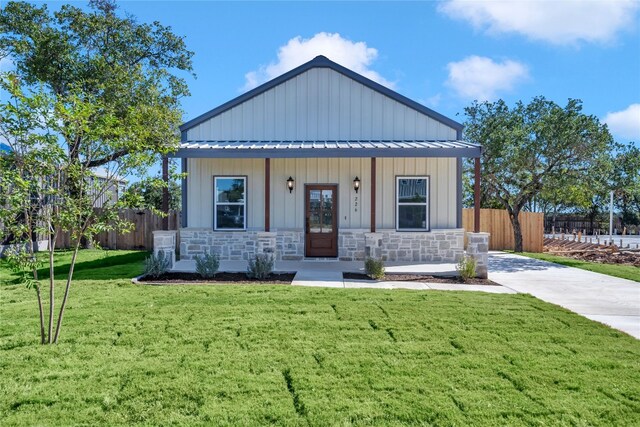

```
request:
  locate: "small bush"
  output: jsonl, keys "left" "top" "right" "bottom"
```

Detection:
{"left": 247, "top": 253, "right": 274, "bottom": 280}
{"left": 195, "top": 252, "right": 220, "bottom": 279}
{"left": 143, "top": 250, "right": 170, "bottom": 279}
{"left": 457, "top": 255, "right": 477, "bottom": 282}
{"left": 365, "top": 258, "right": 385, "bottom": 280}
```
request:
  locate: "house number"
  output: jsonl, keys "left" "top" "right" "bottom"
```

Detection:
{"left": 354, "top": 195, "right": 358, "bottom": 212}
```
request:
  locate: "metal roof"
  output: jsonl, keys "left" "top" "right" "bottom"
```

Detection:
{"left": 171, "top": 140, "right": 481, "bottom": 159}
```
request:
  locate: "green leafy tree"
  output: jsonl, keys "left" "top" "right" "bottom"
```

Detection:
{"left": 463, "top": 97, "right": 614, "bottom": 251}
{"left": 612, "top": 143, "right": 640, "bottom": 229}
{"left": 0, "top": 0, "right": 192, "bottom": 344}
{"left": 128, "top": 177, "right": 182, "bottom": 211}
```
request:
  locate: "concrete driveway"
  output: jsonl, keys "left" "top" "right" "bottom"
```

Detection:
{"left": 488, "top": 252, "right": 640, "bottom": 338}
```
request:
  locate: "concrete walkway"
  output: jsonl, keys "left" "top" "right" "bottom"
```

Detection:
{"left": 488, "top": 252, "right": 640, "bottom": 339}
{"left": 291, "top": 270, "right": 516, "bottom": 293}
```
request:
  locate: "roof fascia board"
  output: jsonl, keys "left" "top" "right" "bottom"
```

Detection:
{"left": 169, "top": 146, "right": 481, "bottom": 159}
{"left": 180, "top": 55, "right": 463, "bottom": 132}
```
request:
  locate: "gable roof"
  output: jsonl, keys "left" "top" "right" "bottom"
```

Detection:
{"left": 180, "top": 55, "right": 463, "bottom": 135}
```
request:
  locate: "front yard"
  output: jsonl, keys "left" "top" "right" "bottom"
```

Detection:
{"left": 1, "top": 250, "right": 639, "bottom": 426}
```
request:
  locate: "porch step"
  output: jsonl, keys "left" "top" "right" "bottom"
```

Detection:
{"left": 291, "top": 270, "right": 344, "bottom": 288}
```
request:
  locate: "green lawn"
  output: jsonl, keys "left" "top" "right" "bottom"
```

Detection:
{"left": 520, "top": 252, "right": 640, "bottom": 282}
{"left": 1, "top": 250, "right": 639, "bottom": 426}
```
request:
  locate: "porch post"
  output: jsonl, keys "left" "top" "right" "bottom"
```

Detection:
{"left": 265, "top": 158, "right": 270, "bottom": 232}
{"left": 371, "top": 157, "right": 376, "bottom": 233}
{"left": 162, "top": 156, "right": 169, "bottom": 230}
{"left": 474, "top": 157, "right": 481, "bottom": 233}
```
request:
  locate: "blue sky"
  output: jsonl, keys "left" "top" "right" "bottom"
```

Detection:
{"left": 7, "top": 1, "right": 640, "bottom": 178}
{"left": 109, "top": 0, "right": 640, "bottom": 145}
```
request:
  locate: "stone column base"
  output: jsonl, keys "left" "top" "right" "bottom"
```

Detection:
{"left": 466, "top": 232, "right": 490, "bottom": 279}
{"left": 153, "top": 230, "right": 177, "bottom": 267}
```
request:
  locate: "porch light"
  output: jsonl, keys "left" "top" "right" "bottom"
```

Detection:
{"left": 287, "top": 176, "right": 295, "bottom": 193}
{"left": 353, "top": 176, "right": 361, "bottom": 193}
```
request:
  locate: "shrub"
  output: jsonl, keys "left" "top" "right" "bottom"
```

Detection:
{"left": 143, "top": 250, "right": 170, "bottom": 279}
{"left": 195, "top": 252, "right": 220, "bottom": 279}
{"left": 365, "top": 258, "right": 385, "bottom": 280}
{"left": 456, "top": 255, "right": 477, "bottom": 282}
{"left": 247, "top": 253, "right": 274, "bottom": 280}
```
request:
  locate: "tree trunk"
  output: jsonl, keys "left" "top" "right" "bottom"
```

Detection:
{"left": 27, "top": 238, "right": 46, "bottom": 344}
{"left": 48, "top": 229, "right": 56, "bottom": 344}
{"left": 509, "top": 209, "right": 524, "bottom": 252}
{"left": 34, "top": 284, "right": 46, "bottom": 345}
{"left": 52, "top": 241, "right": 81, "bottom": 344}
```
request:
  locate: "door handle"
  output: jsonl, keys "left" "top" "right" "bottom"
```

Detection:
{"left": 306, "top": 217, "right": 310, "bottom": 233}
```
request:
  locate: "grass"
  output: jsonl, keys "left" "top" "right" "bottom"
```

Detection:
{"left": 1, "top": 250, "right": 639, "bottom": 426}
{"left": 519, "top": 252, "right": 640, "bottom": 282}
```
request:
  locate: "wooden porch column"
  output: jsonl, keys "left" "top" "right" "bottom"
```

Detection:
{"left": 162, "top": 156, "right": 169, "bottom": 230}
{"left": 474, "top": 157, "right": 481, "bottom": 233}
{"left": 265, "top": 158, "right": 270, "bottom": 232}
{"left": 370, "top": 157, "right": 376, "bottom": 232}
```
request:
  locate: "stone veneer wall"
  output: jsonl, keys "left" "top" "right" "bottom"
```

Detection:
{"left": 179, "top": 228, "right": 465, "bottom": 263}
{"left": 466, "top": 232, "right": 490, "bottom": 279}
{"left": 179, "top": 229, "right": 276, "bottom": 261}
{"left": 362, "top": 229, "right": 465, "bottom": 262}
{"left": 152, "top": 230, "right": 177, "bottom": 267}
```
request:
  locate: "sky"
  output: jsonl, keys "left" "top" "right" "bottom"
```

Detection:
{"left": 3, "top": 0, "right": 640, "bottom": 177}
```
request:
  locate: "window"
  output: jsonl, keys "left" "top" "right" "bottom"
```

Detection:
{"left": 214, "top": 177, "right": 246, "bottom": 230}
{"left": 396, "top": 176, "right": 429, "bottom": 231}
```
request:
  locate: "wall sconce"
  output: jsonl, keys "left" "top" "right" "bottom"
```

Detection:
{"left": 287, "top": 176, "right": 295, "bottom": 193}
{"left": 353, "top": 176, "right": 361, "bottom": 193}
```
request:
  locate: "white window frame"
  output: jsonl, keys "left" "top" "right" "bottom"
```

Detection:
{"left": 213, "top": 176, "right": 247, "bottom": 231}
{"left": 396, "top": 176, "right": 430, "bottom": 231}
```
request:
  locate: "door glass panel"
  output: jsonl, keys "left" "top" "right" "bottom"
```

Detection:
{"left": 309, "top": 190, "right": 322, "bottom": 232}
{"left": 321, "top": 190, "right": 333, "bottom": 233}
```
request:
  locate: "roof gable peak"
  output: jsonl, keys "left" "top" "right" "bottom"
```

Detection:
{"left": 181, "top": 56, "right": 463, "bottom": 133}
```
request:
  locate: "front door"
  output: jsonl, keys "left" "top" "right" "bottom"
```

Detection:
{"left": 305, "top": 185, "right": 338, "bottom": 257}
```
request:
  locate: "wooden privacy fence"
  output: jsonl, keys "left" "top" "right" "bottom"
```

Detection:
{"left": 462, "top": 208, "right": 544, "bottom": 252}
{"left": 55, "top": 209, "right": 181, "bottom": 250}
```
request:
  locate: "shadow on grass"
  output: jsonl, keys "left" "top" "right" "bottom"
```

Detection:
{"left": 46, "top": 251, "right": 148, "bottom": 281}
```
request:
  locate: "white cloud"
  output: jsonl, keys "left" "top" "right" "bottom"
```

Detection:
{"left": 243, "top": 32, "right": 395, "bottom": 91}
{"left": 604, "top": 104, "right": 640, "bottom": 140}
{"left": 439, "top": 0, "right": 639, "bottom": 45}
{"left": 445, "top": 56, "right": 529, "bottom": 101}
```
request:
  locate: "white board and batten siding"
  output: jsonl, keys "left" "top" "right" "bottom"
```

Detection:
{"left": 187, "top": 157, "right": 457, "bottom": 231}
{"left": 185, "top": 65, "right": 460, "bottom": 231}
{"left": 185, "top": 68, "right": 457, "bottom": 142}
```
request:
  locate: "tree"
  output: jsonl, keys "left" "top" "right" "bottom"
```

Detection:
{"left": 612, "top": 143, "right": 640, "bottom": 230}
{"left": 0, "top": 0, "right": 192, "bottom": 344}
{"left": 128, "top": 177, "right": 182, "bottom": 211}
{"left": 463, "top": 97, "right": 614, "bottom": 252}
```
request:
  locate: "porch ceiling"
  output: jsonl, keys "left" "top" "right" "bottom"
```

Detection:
{"left": 170, "top": 139, "right": 482, "bottom": 158}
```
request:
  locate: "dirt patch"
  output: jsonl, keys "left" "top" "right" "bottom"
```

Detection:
{"left": 544, "top": 238, "right": 640, "bottom": 267}
{"left": 138, "top": 272, "right": 296, "bottom": 285}
{"left": 553, "top": 251, "right": 640, "bottom": 267}
{"left": 343, "top": 272, "right": 498, "bottom": 286}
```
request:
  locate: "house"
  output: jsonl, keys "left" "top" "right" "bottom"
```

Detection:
{"left": 165, "top": 56, "right": 488, "bottom": 273}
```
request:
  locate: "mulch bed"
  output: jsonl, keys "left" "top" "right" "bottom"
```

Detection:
{"left": 343, "top": 272, "right": 498, "bottom": 286}
{"left": 138, "top": 272, "right": 296, "bottom": 285}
